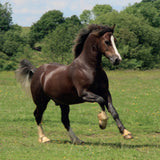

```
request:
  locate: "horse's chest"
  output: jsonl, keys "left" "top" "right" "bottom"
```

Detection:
{"left": 90, "top": 74, "right": 108, "bottom": 91}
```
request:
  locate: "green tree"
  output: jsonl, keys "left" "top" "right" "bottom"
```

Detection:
{"left": 29, "top": 10, "right": 64, "bottom": 47}
{"left": 92, "top": 4, "right": 113, "bottom": 17}
{"left": 80, "top": 10, "right": 92, "bottom": 24}
{"left": 89, "top": 1, "right": 160, "bottom": 69}
{"left": 125, "top": 0, "right": 160, "bottom": 27}
{"left": 142, "top": 0, "right": 157, "bottom": 2}
{"left": 42, "top": 16, "right": 82, "bottom": 63}
{"left": 2, "top": 25, "right": 25, "bottom": 57}
{"left": 0, "top": 2, "right": 12, "bottom": 31}
{"left": 0, "top": 31, "right": 5, "bottom": 52}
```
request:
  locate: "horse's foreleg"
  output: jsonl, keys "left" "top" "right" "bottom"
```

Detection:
{"left": 97, "top": 110, "right": 108, "bottom": 129}
{"left": 80, "top": 90, "right": 108, "bottom": 129}
{"left": 106, "top": 91, "right": 133, "bottom": 139}
{"left": 81, "top": 90, "right": 106, "bottom": 105}
{"left": 60, "top": 105, "right": 84, "bottom": 144}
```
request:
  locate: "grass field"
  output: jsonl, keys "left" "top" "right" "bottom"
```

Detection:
{"left": 0, "top": 70, "right": 160, "bottom": 160}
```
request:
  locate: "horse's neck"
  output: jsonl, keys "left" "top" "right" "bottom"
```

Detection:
{"left": 79, "top": 41, "right": 102, "bottom": 70}
{"left": 79, "top": 50, "right": 102, "bottom": 69}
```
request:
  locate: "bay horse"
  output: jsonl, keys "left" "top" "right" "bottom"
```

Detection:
{"left": 16, "top": 24, "right": 133, "bottom": 144}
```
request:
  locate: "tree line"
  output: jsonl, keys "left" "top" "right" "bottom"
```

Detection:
{"left": 0, "top": 0, "right": 160, "bottom": 70}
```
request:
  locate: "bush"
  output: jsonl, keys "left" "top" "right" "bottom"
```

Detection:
{"left": 2, "top": 60, "right": 17, "bottom": 71}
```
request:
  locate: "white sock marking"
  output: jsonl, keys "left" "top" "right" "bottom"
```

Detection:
{"left": 38, "top": 124, "right": 45, "bottom": 138}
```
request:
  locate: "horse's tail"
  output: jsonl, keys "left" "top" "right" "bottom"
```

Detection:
{"left": 15, "top": 59, "right": 37, "bottom": 95}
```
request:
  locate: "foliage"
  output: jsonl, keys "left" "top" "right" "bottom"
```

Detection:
{"left": 28, "top": 10, "right": 64, "bottom": 47}
{"left": 42, "top": 16, "right": 82, "bottom": 63}
{"left": 126, "top": 0, "right": 160, "bottom": 27}
{"left": 80, "top": 10, "right": 92, "bottom": 24}
{"left": 0, "top": 2, "right": 12, "bottom": 31}
{"left": 92, "top": 4, "right": 114, "bottom": 17}
{"left": 0, "top": 1, "right": 160, "bottom": 70}
{"left": 2, "top": 25, "right": 25, "bottom": 56}
{"left": 0, "top": 24, "right": 29, "bottom": 70}
{"left": 91, "top": 3, "right": 160, "bottom": 70}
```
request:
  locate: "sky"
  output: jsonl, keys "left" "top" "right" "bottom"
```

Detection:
{"left": 2, "top": 0, "right": 142, "bottom": 26}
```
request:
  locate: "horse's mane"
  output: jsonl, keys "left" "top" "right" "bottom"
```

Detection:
{"left": 73, "top": 24, "right": 114, "bottom": 58}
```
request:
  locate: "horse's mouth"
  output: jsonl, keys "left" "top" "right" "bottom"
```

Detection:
{"left": 109, "top": 57, "right": 121, "bottom": 65}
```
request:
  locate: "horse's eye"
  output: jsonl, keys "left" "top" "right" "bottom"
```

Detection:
{"left": 105, "top": 40, "right": 111, "bottom": 45}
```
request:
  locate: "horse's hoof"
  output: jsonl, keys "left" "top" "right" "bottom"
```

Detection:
{"left": 73, "top": 140, "right": 85, "bottom": 145}
{"left": 98, "top": 111, "right": 108, "bottom": 130}
{"left": 124, "top": 134, "right": 133, "bottom": 139}
{"left": 39, "top": 136, "right": 51, "bottom": 143}
{"left": 76, "top": 140, "right": 85, "bottom": 145}
{"left": 99, "top": 124, "right": 106, "bottom": 129}
{"left": 123, "top": 129, "right": 133, "bottom": 139}
{"left": 72, "top": 139, "right": 84, "bottom": 145}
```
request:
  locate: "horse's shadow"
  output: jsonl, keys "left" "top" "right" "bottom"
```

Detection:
{"left": 49, "top": 140, "right": 160, "bottom": 149}
{"left": 84, "top": 142, "right": 160, "bottom": 149}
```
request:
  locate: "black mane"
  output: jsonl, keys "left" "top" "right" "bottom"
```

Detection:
{"left": 73, "top": 24, "right": 113, "bottom": 58}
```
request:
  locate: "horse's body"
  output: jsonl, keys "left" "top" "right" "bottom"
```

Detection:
{"left": 16, "top": 24, "right": 133, "bottom": 144}
{"left": 33, "top": 61, "right": 108, "bottom": 105}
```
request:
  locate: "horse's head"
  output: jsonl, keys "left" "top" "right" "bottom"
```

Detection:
{"left": 73, "top": 24, "right": 122, "bottom": 65}
{"left": 98, "top": 25, "right": 122, "bottom": 65}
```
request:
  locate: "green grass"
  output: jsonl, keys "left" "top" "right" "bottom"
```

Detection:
{"left": 0, "top": 70, "right": 160, "bottom": 160}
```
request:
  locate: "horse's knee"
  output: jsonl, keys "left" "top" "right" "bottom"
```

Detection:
{"left": 97, "top": 97, "right": 105, "bottom": 105}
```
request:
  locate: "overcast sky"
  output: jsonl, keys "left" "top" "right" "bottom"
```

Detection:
{"left": 2, "top": 0, "right": 142, "bottom": 26}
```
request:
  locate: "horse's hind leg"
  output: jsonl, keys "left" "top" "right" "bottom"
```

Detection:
{"left": 60, "top": 105, "right": 84, "bottom": 144}
{"left": 33, "top": 99, "right": 50, "bottom": 143}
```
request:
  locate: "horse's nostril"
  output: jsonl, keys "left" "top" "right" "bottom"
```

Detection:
{"left": 114, "top": 58, "right": 120, "bottom": 65}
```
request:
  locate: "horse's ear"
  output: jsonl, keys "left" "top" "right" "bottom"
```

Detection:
{"left": 111, "top": 24, "right": 116, "bottom": 32}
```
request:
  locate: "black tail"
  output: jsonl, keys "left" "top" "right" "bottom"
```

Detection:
{"left": 15, "top": 59, "right": 37, "bottom": 95}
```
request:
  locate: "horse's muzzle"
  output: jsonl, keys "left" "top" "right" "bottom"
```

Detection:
{"left": 113, "top": 57, "right": 121, "bottom": 65}
{"left": 110, "top": 56, "right": 122, "bottom": 65}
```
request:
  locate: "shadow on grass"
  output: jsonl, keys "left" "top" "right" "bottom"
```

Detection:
{"left": 84, "top": 141, "right": 160, "bottom": 149}
{"left": 49, "top": 139, "right": 160, "bottom": 149}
